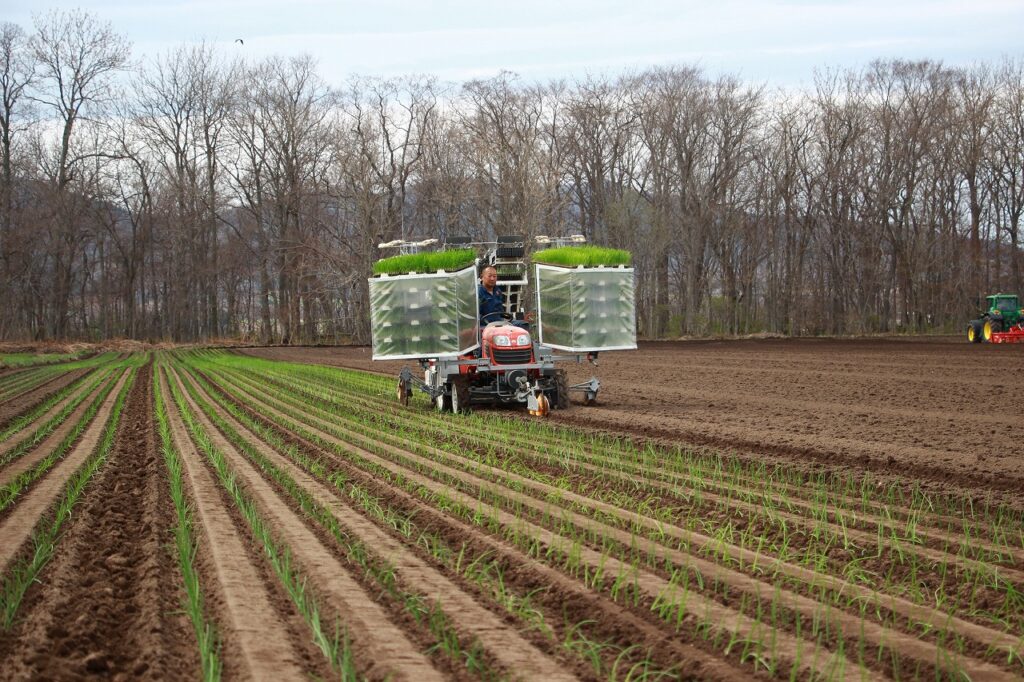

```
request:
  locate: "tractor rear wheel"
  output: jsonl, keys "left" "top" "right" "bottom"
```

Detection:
{"left": 552, "top": 369, "right": 570, "bottom": 409}
{"left": 968, "top": 320, "right": 983, "bottom": 343}
{"left": 984, "top": 318, "right": 1002, "bottom": 342}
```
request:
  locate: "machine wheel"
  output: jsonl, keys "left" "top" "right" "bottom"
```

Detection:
{"left": 584, "top": 391, "right": 598, "bottom": 406}
{"left": 397, "top": 377, "right": 410, "bottom": 405}
{"left": 984, "top": 318, "right": 1002, "bottom": 342}
{"left": 435, "top": 386, "right": 451, "bottom": 412}
{"left": 968, "top": 320, "right": 983, "bottom": 343}
{"left": 450, "top": 378, "right": 470, "bottom": 414}
{"left": 552, "top": 369, "right": 570, "bottom": 409}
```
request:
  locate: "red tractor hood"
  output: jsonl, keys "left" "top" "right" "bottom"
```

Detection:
{"left": 481, "top": 322, "right": 532, "bottom": 347}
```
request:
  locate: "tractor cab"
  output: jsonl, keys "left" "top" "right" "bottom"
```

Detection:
{"left": 990, "top": 294, "right": 1022, "bottom": 319}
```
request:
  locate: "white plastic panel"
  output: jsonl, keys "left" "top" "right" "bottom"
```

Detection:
{"left": 535, "top": 264, "right": 636, "bottom": 352}
{"left": 369, "top": 265, "right": 479, "bottom": 360}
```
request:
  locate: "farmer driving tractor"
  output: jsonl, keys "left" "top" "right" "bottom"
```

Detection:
{"left": 478, "top": 264, "right": 533, "bottom": 329}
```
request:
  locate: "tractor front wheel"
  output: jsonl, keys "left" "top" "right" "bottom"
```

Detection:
{"left": 984, "top": 318, "right": 1002, "bottom": 342}
{"left": 968, "top": 320, "right": 983, "bottom": 343}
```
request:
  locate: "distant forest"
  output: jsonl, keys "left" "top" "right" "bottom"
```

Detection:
{"left": 1, "top": 10, "right": 1022, "bottom": 343}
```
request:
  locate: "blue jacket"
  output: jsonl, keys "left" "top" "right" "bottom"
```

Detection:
{"left": 479, "top": 283, "right": 505, "bottom": 323}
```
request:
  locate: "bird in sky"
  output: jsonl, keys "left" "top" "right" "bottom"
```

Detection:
{"left": 235, "top": 38, "right": 244, "bottom": 45}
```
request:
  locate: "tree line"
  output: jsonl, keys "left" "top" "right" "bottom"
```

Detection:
{"left": 1, "top": 10, "right": 1022, "bottom": 343}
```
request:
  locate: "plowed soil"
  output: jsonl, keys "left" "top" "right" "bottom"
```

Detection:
{"left": 2, "top": 343, "right": 1020, "bottom": 681}
{"left": 241, "top": 338, "right": 1024, "bottom": 507}
{"left": 0, "top": 368, "right": 89, "bottom": 427}
{"left": 0, "top": 363, "right": 197, "bottom": 679}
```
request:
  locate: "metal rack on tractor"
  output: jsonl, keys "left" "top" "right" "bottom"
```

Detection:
{"left": 368, "top": 235, "right": 637, "bottom": 416}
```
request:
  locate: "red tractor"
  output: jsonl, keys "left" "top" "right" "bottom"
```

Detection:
{"left": 411, "top": 316, "right": 575, "bottom": 417}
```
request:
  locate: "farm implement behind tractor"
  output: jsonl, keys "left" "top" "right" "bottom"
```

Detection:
{"left": 967, "top": 293, "right": 1024, "bottom": 343}
{"left": 368, "top": 235, "right": 636, "bottom": 416}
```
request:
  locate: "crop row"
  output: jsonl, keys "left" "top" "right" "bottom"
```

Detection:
{"left": 210, "top": 354, "right": 1024, "bottom": 609}
{"left": 1, "top": 349, "right": 1021, "bottom": 681}
{"left": 169, "top": 350, "right": 1023, "bottom": 680}
{"left": 1, "top": 355, "right": 140, "bottom": 630}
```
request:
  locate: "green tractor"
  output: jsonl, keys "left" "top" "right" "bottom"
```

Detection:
{"left": 967, "top": 293, "right": 1024, "bottom": 343}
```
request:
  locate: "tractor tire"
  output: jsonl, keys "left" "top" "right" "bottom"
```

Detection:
{"left": 984, "top": 318, "right": 1002, "bottom": 342}
{"left": 450, "top": 378, "right": 471, "bottom": 414}
{"left": 552, "top": 369, "right": 570, "bottom": 409}
{"left": 397, "top": 376, "right": 410, "bottom": 406}
{"left": 968, "top": 320, "right": 983, "bottom": 343}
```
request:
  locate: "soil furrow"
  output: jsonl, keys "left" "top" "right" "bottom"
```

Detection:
{"left": 217, "top": 367, "right": 1023, "bottom": 680}
{"left": 281, "top": 366, "right": 1016, "bottom": 552}
{"left": 159, "top": 368, "right": 310, "bottom": 681}
{"left": 0, "top": 368, "right": 48, "bottom": 400}
{"left": 0, "top": 362, "right": 197, "bottom": 680}
{"left": 263, "top": 368, "right": 1024, "bottom": 572}
{"left": 303, "top": 370, "right": 1024, "bottom": 565}
{"left": 0, "top": 368, "right": 94, "bottom": 439}
{"left": 167, "top": 368, "right": 444, "bottom": 682}
{"left": 552, "top": 408, "right": 1024, "bottom": 504}
{"left": 202, "top": 369, "right": 778, "bottom": 682}
{"left": 224, "top": 363, "right": 1024, "bottom": 657}
{"left": 274, "top": 342, "right": 1024, "bottom": 504}
{"left": 0, "top": 366, "right": 32, "bottom": 383}
{"left": 443, "top": 417, "right": 1024, "bottom": 574}
{"left": 0, "top": 365, "right": 83, "bottom": 400}
{"left": 0, "top": 369, "right": 130, "bottom": 574}
{"left": 241, "top": 342, "right": 1017, "bottom": 395}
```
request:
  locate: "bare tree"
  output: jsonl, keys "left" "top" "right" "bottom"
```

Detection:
{"left": 953, "top": 63, "right": 997, "bottom": 303}
{"left": 460, "top": 72, "right": 567, "bottom": 241}
{"left": 991, "top": 59, "right": 1024, "bottom": 295}
{"left": 0, "top": 15, "right": 1021, "bottom": 344}
{"left": 758, "top": 96, "right": 819, "bottom": 334}
{"left": 27, "top": 9, "right": 128, "bottom": 337}
{"left": 227, "top": 55, "right": 337, "bottom": 344}
{"left": 0, "top": 22, "right": 35, "bottom": 337}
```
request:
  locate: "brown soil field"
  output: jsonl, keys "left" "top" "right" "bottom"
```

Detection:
{"left": 1, "top": 345, "right": 1021, "bottom": 681}
{"left": 242, "top": 337, "right": 1024, "bottom": 509}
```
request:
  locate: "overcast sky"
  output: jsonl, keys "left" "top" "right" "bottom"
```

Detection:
{"left": 2, "top": 0, "right": 1023, "bottom": 87}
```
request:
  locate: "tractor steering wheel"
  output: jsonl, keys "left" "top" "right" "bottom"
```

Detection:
{"left": 481, "top": 311, "right": 513, "bottom": 325}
